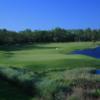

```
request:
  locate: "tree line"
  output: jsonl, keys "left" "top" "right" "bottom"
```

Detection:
{"left": 0, "top": 28, "right": 100, "bottom": 45}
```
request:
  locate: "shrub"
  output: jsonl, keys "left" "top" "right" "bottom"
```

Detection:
{"left": 0, "top": 67, "right": 38, "bottom": 95}
{"left": 90, "top": 89, "right": 100, "bottom": 97}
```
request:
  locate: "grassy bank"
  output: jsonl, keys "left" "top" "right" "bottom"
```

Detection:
{"left": 0, "top": 42, "right": 100, "bottom": 100}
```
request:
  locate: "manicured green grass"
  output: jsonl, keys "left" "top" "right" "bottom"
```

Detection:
{"left": 0, "top": 42, "right": 100, "bottom": 100}
{"left": 0, "top": 42, "right": 100, "bottom": 70}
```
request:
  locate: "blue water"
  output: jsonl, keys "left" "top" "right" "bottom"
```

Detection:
{"left": 95, "top": 69, "right": 100, "bottom": 74}
{"left": 72, "top": 46, "right": 100, "bottom": 59}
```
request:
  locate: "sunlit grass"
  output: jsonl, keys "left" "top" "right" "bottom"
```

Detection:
{"left": 0, "top": 42, "right": 100, "bottom": 100}
{"left": 0, "top": 42, "right": 99, "bottom": 69}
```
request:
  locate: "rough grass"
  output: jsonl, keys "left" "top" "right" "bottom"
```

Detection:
{"left": 0, "top": 67, "right": 100, "bottom": 100}
{"left": 0, "top": 79, "right": 31, "bottom": 100}
{"left": 0, "top": 42, "right": 100, "bottom": 100}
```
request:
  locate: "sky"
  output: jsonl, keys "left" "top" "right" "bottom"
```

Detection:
{"left": 0, "top": 0, "right": 100, "bottom": 31}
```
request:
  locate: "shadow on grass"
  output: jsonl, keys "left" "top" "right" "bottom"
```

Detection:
{"left": 0, "top": 44, "right": 58, "bottom": 51}
{"left": 3, "top": 51, "right": 14, "bottom": 58}
{"left": 24, "top": 58, "right": 100, "bottom": 73}
{"left": 0, "top": 79, "right": 32, "bottom": 100}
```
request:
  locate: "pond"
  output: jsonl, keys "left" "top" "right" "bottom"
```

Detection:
{"left": 95, "top": 69, "right": 100, "bottom": 74}
{"left": 72, "top": 46, "right": 100, "bottom": 59}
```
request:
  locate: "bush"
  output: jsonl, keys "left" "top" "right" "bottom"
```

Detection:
{"left": 53, "top": 86, "right": 72, "bottom": 100}
{"left": 90, "top": 89, "right": 100, "bottom": 97}
{"left": 0, "top": 67, "right": 39, "bottom": 95}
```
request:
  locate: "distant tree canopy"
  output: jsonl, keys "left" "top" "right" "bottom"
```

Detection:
{"left": 0, "top": 28, "right": 100, "bottom": 45}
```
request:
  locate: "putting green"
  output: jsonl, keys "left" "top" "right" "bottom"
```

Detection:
{"left": 0, "top": 42, "right": 100, "bottom": 70}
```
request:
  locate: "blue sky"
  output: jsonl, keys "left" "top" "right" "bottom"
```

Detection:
{"left": 0, "top": 0, "right": 100, "bottom": 31}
